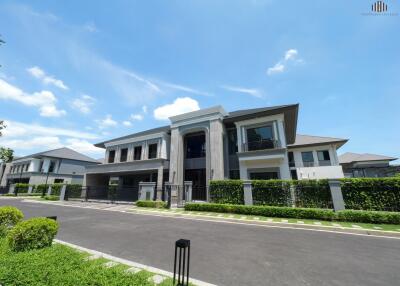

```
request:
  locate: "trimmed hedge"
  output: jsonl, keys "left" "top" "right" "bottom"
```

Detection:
{"left": 0, "top": 206, "right": 24, "bottom": 236}
{"left": 252, "top": 180, "right": 292, "bottom": 207}
{"left": 14, "top": 183, "right": 30, "bottom": 194}
{"left": 44, "top": 195, "right": 59, "bottom": 201}
{"left": 136, "top": 200, "right": 167, "bottom": 208}
{"left": 341, "top": 178, "right": 400, "bottom": 212}
{"left": 209, "top": 180, "right": 244, "bottom": 204}
{"left": 66, "top": 184, "right": 83, "bottom": 199}
{"left": 185, "top": 203, "right": 400, "bottom": 225}
{"left": 7, "top": 217, "right": 59, "bottom": 252}
{"left": 33, "top": 184, "right": 48, "bottom": 194}
{"left": 293, "top": 179, "right": 332, "bottom": 209}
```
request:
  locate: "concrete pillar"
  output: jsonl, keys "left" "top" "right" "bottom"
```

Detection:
{"left": 169, "top": 128, "right": 183, "bottom": 185}
{"left": 209, "top": 120, "right": 225, "bottom": 180}
{"left": 59, "top": 184, "right": 67, "bottom": 201}
{"left": 156, "top": 166, "right": 164, "bottom": 200}
{"left": 139, "top": 182, "right": 156, "bottom": 201}
{"left": 243, "top": 180, "right": 253, "bottom": 206}
{"left": 328, "top": 179, "right": 345, "bottom": 211}
{"left": 47, "top": 185, "right": 52, "bottom": 196}
{"left": 184, "top": 181, "right": 192, "bottom": 202}
{"left": 8, "top": 184, "right": 15, "bottom": 194}
{"left": 28, "top": 185, "right": 33, "bottom": 194}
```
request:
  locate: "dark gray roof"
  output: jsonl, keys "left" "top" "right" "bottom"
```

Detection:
{"left": 14, "top": 147, "right": 99, "bottom": 163}
{"left": 94, "top": 125, "right": 171, "bottom": 148}
{"left": 225, "top": 104, "right": 297, "bottom": 118}
{"left": 339, "top": 152, "right": 397, "bottom": 164}
{"left": 288, "top": 134, "right": 348, "bottom": 149}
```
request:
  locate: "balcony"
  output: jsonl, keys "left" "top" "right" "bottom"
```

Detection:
{"left": 302, "top": 161, "right": 315, "bottom": 167}
{"left": 242, "top": 139, "right": 281, "bottom": 152}
{"left": 318, "top": 160, "right": 332, "bottom": 166}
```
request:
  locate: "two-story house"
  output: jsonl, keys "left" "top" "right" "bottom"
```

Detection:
{"left": 85, "top": 104, "right": 348, "bottom": 201}
{"left": 0, "top": 147, "right": 100, "bottom": 187}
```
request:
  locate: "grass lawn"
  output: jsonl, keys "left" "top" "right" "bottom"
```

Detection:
{"left": 0, "top": 238, "right": 174, "bottom": 286}
{"left": 135, "top": 207, "right": 400, "bottom": 232}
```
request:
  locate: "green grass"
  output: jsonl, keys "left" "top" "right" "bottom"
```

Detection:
{"left": 0, "top": 238, "right": 174, "bottom": 286}
{"left": 133, "top": 207, "right": 400, "bottom": 232}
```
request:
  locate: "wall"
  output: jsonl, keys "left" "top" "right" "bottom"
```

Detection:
{"left": 239, "top": 158, "right": 291, "bottom": 180}
{"left": 296, "top": 165, "right": 344, "bottom": 179}
{"left": 289, "top": 144, "right": 340, "bottom": 168}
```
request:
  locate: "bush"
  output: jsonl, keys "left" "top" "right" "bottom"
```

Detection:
{"left": 0, "top": 206, "right": 23, "bottom": 237}
{"left": 7, "top": 217, "right": 59, "bottom": 252}
{"left": 209, "top": 180, "right": 244, "bottom": 204}
{"left": 252, "top": 180, "right": 292, "bottom": 207}
{"left": 51, "top": 184, "right": 63, "bottom": 196}
{"left": 66, "top": 184, "right": 83, "bottom": 199}
{"left": 185, "top": 203, "right": 400, "bottom": 224}
{"left": 44, "top": 195, "right": 59, "bottom": 201}
{"left": 185, "top": 203, "right": 336, "bottom": 221}
{"left": 340, "top": 178, "right": 400, "bottom": 212}
{"left": 34, "top": 184, "right": 48, "bottom": 194}
{"left": 136, "top": 200, "right": 167, "bottom": 208}
{"left": 14, "top": 183, "right": 30, "bottom": 194}
{"left": 293, "top": 179, "right": 332, "bottom": 208}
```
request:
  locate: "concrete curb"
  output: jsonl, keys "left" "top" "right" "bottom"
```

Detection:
{"left": 54, "top": 239, "right": 217, "bottom": 286}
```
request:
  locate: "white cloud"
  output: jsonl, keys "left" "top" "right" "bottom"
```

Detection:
{"left": 267, "top": 49, "right": 301, "bottom": 75}
{"left": 154, "top": 97, "right": 200, "bottom": 120}
{"left": 220, "top": 85, "right": 263, "bottom": 98}
{"left": 0, "top": 79, "right": 66, "bottom": 117}
{"left": 161, "top": 82, "right": 212, "bottom": 97}
{"left": 0, "top": 136, "right": 62, "bottom": 150}
{"left": 83, "top": 22, "right": 98, "bottom": 33}
{"left": 27, "top": 66, "right": 68, "bottom": 90}
{"left": 131, "top": 114, "right": 143, "bottom": 121}
{"left": 64, "top": 138, "right": 103, "bottom": 157}
{"left": 142, "top": 105, "right": 148, "bottom": 113}
{"left": 122, "top": 121, "right": 132, "bottom": 127}
{"left": 1, "top": 120, "right": 98, "bottom": 139}
{"left": 97, "top": 114, "right": 117, "bottom": 129}
{"left": 71, "top": 94, "right": 95, "bottom": 114}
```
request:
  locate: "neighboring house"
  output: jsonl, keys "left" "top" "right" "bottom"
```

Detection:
{"left": 86, "top": 104, "right": 348, "bottom": 201}
{"left": 339, "top": 152, "right": 399, "bottom": 178}
{"left": 0, "top": 147, "right": 99, "bottom": 187}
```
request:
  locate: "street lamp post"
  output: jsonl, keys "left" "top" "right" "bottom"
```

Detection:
{"left": 42, "top": 170, "right": 50, "bottom": 197}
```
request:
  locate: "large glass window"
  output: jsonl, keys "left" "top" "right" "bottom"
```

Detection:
{"left": 108, "top": 150, "right": 116, "bottom": 163}
{"left": 229, "top": 170, "right": 240, "bottom": 179}
{"left": 317, "top": 150, "right": 331, "bottom": 166}
{"left": 301, "top": 151, "right": 314, "bottom": 167}
{"left": 120, "top": 148, "right": 128, "bottom": 162}
{"left": 246, "top": 125, "right": 274, "bottom": 151}
{"left": 227, "top": 129, "right": 238, "bottom": 155}
{"left": 249, "top": 171, "right": 279, "bottom": 180}
{"left": 134, "top": 146, "right": 142, "bottom": 160}
{"left": 185, "top": 133, "right": 206, "bottom": 158}
{"left": 148, "top": 143, "right": 158, "bottom": 159}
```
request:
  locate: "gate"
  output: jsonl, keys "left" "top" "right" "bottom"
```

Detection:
{"left": 165, "top": 184, "right": 186, "bottom": 208}
{"left": 192, "top": 185, "right": 207, "bottom": 201}
{"left": 85, "top": 186, "right": 139, "bottom": 202}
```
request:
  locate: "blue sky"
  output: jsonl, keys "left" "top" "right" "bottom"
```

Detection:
{"left": 0, "top": 0, "right": 399, "bottom": 162}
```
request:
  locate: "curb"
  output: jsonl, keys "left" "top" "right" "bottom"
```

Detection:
{"left": 54, "top": 239, "right": 216, "bottom": 286}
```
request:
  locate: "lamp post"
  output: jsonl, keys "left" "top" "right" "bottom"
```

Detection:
{"left": 42, "top": 170, "right": 50, "bottom": 197}
{"left": 173, "top": 239, "right": 190, "bottom": 286}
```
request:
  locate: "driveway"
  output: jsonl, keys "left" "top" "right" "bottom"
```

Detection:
{"left": 1, "top": 198, "right": 399, "bottom": 286}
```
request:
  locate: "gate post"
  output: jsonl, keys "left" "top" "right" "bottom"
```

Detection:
{"left": 243, "top": 180, "right": 253, "bottom": 206}
{"left": 165, "top": 182, "right": 172, "bottom": 208}
{"left": 8, "top": 184, "right": 15, "bottom": 195}
{"left": 47, "top": 185, "right": 52, "bottom": 196}
{"left": 328, "top": 179, "right": 345, "bottom": 211}
{"left": 184, "top": 181, "right": 192, "bottom": 202}
{"left": 59, "top": 184, "right": 67, "bottom": 201}
{"left": 138, "top": 182, "right": 156, "bottom": 201}
{"left": 28, "top": 185, "right": 33, "bottom": 194}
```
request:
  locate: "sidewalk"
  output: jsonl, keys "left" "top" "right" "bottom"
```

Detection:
{"left": 21, "top": 198, "right": 400, "bottom": 239}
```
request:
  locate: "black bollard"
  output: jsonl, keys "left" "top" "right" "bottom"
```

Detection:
{"left": 46, "top": 216, "right": 57, "bottom": 221}
{"left": 173, "top": 239, "right": 190, "bottom": 286}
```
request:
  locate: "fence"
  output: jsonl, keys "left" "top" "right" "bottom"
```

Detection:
{"left": 85, "top": 185, "right": 139, "bottom": 202}
{"left": 252, "top": 180, "right": 292, "bottom": 207}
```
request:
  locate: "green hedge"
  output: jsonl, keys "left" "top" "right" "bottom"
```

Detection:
{"left": 340, "top": 178, "right": 400, "bottom": 212}
{"left": 185, "top": 203, "right": 400, "bottom": 224}
{"left": 66, "top": 184, "right": 82, "bottom": 199}
{"left": 33, "top": 184, "right": 48, "bottom": 194}
{"left": 293, "top": 179, "right": 332, "bottom": 208}
{"left": 136, "top": 200, "right": 167, "bottom": 208}
{"left": 14, "top": 183, "right": 30, "bottom": 194}
{"left": 209, "top": 180, "right": 244, "bottom": 204}
{"left": 252, "top": 180, "right": 292, "bottom": 207}
{"left": 7, "top": 217, "right": 59, "bottom": 252}
{"left": 0, "top": 206, "right": 24, "bottom": 236}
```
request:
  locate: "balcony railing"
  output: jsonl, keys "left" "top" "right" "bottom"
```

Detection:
{"left": 242, "top": 139, "right": 281, "bottom": 152}
{"left": 318, "top": 160, "right": 332, "bottom": 166}
{"left": 302, "top": 161, "right": 315, "bottom": 167}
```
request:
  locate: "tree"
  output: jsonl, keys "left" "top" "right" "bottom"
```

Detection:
{"left": 0, "top": 120, "right": 5, "bottom": 136}
{"left": 0, "top": 147, "right": 13, "bottom": 163}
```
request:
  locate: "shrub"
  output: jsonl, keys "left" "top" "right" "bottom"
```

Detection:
{"left": 34, "top": 184, "right": 48, "bottom": 194}
{"left": 44, "top": 195, "right": 59, "bottom": 201}
{"left": 209, "top": 180, "right": 244, "bottom": 204}
{"left": 185, "top": 203, "right": 336, "bottom": 221}
{"left": 336, "top": 210, "right": 400, "bottom": 225}
{"left": 293, "top": 179, "right": 332, "bottom": 208}
{"left": 66, "top": 184, "right": 83, "bottom": 199}
{"left": 7, "top": 217, "right": 59, "bottom": 252}
{"left": 51, "top": 184, "right": 63, "bottom": 196}
{"left": 252, "top": 180, "right": 292, "bottom": 207}
{"left": 136, "top": 200, "right": 167, "bottom": 208}
{"left": 14, "top": 183, "right": 30, "bottom": 194}
{"left": 340, "top": 178, "right": 400, "bottom": 212}
{"left": 0, "top": 206, "right": 23, "bottom": 237}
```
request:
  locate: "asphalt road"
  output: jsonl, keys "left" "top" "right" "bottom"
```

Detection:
{"left": 1, "top": 199, "right": 399, "bottom": 286}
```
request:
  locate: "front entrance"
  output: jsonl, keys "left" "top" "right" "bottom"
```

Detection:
{"left": 185, "top": 169, "right": 207, "bottom": 201}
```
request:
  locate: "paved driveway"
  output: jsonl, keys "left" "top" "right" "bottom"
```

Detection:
{"left": 1, "top": 198, "right": 399, "bottom": 286}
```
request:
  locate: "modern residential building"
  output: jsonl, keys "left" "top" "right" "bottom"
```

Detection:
{"left": 0, "top": 147, "right": 99, "bottom": 187}
{"left": 85, "top": 104, "right": 348, "bottom": 201}
{"left": 339, "top": 152, "right": 399, "bottom": 178}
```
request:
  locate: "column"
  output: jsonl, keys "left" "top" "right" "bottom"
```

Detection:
{"left": 243, "top": 180, "right": 253, "bottom": 206}
{"left": 209, "top": 120, "right": 224, "bottom": 180}
{"left": 156, "top": 166, "right": 164, "bottom": 200}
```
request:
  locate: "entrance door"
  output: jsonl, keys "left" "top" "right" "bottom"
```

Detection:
{"left": 185, "top": 169, "right": 207, "bottom": 201}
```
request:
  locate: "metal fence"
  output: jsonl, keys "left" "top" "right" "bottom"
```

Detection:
{"left": 192, "top": 185, "right": 207, "bottom": 201}
{"left": 84, "top": 185, "right": 139, "bottom": 202}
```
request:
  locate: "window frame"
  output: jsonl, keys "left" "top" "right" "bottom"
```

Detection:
{"left": 148, "top": 143, "right": 158, "bottom": 159}
{"left": 134, "top": 145, "right": 142, "bottom": 161}
{"left": 120, "top": 148, "right": 128, "bottom": 162}
{"left": 108, "top": 150, "right": 116, "bottom": 163}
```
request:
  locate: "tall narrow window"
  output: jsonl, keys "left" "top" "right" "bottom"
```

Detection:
{"left": 25, "top": 164, "right": 29, "bottom": 172}
{"left": 134, "top": 146, "right": 142, "bottom": 160}
{"left": 39, "top": 161, "right": 44, "bottom": 172}
{"left": 108, "top": 150, "right": 116, "bottom": 163}
{"left": 120, "top": 148, "right": 128, "bottom": 162}
{"left": 288, "top": 151, "right": 295, "bottom": 167}
{"left": 227, "top": 129, "right": 238, "bottom": 155}
{"left": 148, "top": 143, "right": 158, "bottom": 159}
{"left": 48, "top": 161, "right": 56, "bottom": 173}
{"left": 301, "top": 151, "right": 314, "bottom": 167}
